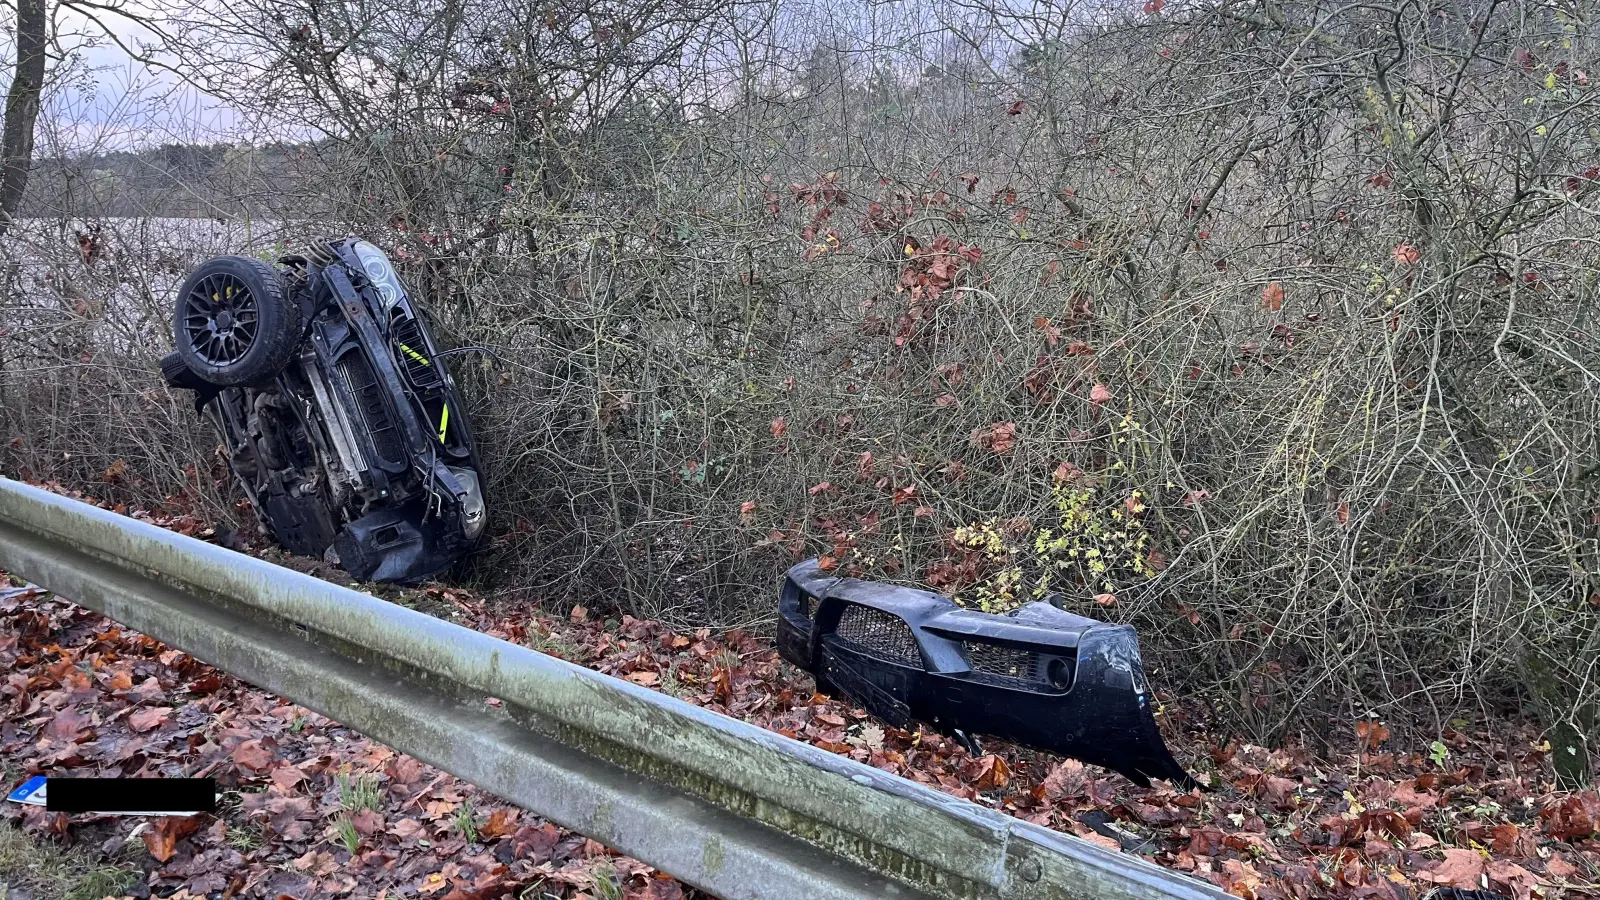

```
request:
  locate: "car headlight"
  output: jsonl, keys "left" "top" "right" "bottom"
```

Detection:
{"left": 350, "top": 240, "right": 405, "bottom": 313}
{"left": 447, "top": 466, "right": 487, "bottom": 540}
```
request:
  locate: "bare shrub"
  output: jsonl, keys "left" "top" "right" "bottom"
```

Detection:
{"left": 2, "top": 0, "right": 1597, "bottom": 777}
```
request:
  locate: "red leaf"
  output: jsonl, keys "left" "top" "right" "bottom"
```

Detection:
{"left": 808, "top": 481, "right": 834, "bottom": 496}
{"left": 1006, "top": 100, "right": 1026, "bottom": 116}
{"left": 1143, "top": 0, "right": 1164, "bottom": 11}
{"left": 1391, "top": 243, "right": 1421, "bottom": 265}
{"left": 770, "top": 417, "right": 788, "bottom": 438}
{"left": 1089, "top": 384, "right": 1112, "bottom": 405}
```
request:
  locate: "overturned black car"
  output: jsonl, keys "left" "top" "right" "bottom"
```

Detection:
{"left": 161, "top": 239, "right": 487, "bottom": 583}
{"left": 778, "top": 559, "right": 1194, "bottom": 788}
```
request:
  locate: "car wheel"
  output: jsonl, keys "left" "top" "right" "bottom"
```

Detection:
{"left": 173, "top": 256, "right": 302, "bottom": 387}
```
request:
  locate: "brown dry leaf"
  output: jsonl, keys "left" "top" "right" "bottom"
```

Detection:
{"left": 143, "top": 815, "right": 204, "bottom": 863}
{"left": 769, "top": 417, "right": 787, "bottom": 439}
{"left": 626, "top": 671, "right": 660, "bottom": 687}
{"left": 1486, "top": 859, "right": 1539, "bottom": 900}
{"left": 1545, "top": 853, "right": 1579, "bottom": 880}
{"left": 479, "top": 808, "right": 520, "bottom": 839}
{"left": 972, "top": 755, "right": 1011, "bottom": 790}
{"left": 46, "top": 707, "right": 92, "bottom": 743}
{"left": 270, "top": 766, "right": 306, "bottom": 790}
{"left": 127, "top": 706, "right": 169, "bottom": 733}
{"left": 233, "top": 738, "right": 275, "bottom": 773}
{"left": 1418, "top": 847, "right": 1485, "bottom": 888}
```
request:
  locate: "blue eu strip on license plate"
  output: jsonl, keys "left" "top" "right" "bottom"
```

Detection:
{"left": 5, "top": 775, "right": 47, "bottom": 806}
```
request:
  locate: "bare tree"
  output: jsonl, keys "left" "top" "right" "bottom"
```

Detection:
{"left": 0, "top": 0, "right": 46, "bottom": 234}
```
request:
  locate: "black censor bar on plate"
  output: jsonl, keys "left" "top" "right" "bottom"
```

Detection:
{"left": 45, "top": 777, "right": 216, "bottom": 814}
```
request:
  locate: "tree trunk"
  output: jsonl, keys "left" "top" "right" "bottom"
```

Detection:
{"left": 0, "top": 0, "right": 48, "bottom": 236}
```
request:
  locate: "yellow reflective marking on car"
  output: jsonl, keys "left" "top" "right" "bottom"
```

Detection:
{"left": 438, "top": 403, "right": 449, "bottom": 442}
{"left": 399, "top": 343, "right": 432, "bottom": 366}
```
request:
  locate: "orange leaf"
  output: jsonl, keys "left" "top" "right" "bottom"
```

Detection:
{"left": 1354, "top": 719, "right": 1390, "bottom": 750}
{"left": 739, "top": 501, "right": 757, "bottom": 525}
{"left": 973, "top": 755, "right": 1011, "bottom": 790}
{"left": 142, "top": 815, "right": 203, "bottom": 863}
{"left": 1262, "top": 282, "right": 1284, "bottom": 311}
{"left": 479, "top": 808, "right": 520, "bottom": 839}
{"left": 1095, "top": 593, "right": 1118, "bottom": 607}
{"left": 817, "top": 556, "right": 839, "bottom": 572}
{"left": 1392, "top": 243, "right": 1421, "bottom": 265}
{"left": 770, "top": 417, "right": 788, "bottom": 438}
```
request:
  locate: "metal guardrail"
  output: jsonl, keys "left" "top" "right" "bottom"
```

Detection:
{"left": 0, "top": 477, "right": 1227, "bottom": 900}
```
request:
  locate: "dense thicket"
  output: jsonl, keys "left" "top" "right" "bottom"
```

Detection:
{"left": 2, "top": 0, "right": 1598, "bottom": 779}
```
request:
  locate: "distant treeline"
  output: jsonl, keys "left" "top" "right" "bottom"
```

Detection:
{"left": 19, "top": 142, "right": 333, "bottom": 219}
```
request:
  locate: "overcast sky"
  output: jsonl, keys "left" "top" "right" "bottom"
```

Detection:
{"left": 24, "top": 0, "right": 243, "bottom": 152}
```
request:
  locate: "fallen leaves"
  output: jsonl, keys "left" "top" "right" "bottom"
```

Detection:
{"left": 4, "top": 502, "right": 1598, "bottom": 900}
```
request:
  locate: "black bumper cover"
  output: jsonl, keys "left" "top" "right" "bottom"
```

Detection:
{"left": 777, "top": 559, "right": 1194, "bottom": 788}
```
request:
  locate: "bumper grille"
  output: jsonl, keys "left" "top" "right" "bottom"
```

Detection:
{"left": 390, "top": 312, "right": 443, "bottom": 391}
{"left": 963, "top": 641, "right": 1045, "bottom": 683}
{"left": 338, "top": 354, "right": 404, "bottom": 466}
{"left": 834, "top": 604, "right": 920, "bottom": 665}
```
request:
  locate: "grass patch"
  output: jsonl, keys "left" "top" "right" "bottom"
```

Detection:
{"left": 0, "top": 820, "right": 140, "bottom": 900}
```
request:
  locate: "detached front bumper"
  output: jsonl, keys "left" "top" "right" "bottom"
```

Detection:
{"left": 778, "top": 559, "right": 1193, "bottom": 788}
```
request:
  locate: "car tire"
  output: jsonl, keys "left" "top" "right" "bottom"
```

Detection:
{"left": 172, "top": 256, "right": 301, "bottom": 387}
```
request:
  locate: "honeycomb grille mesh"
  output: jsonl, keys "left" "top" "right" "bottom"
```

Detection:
{"left": 834, "top": 604, "right": 920, "bottom": 665}
{"left": 963, "top": 641, "right": 1045, "bottom": 683}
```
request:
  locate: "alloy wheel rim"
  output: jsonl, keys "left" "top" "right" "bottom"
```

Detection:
{"left": 181, "top": 273, "right": 260, "bottom": 366}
